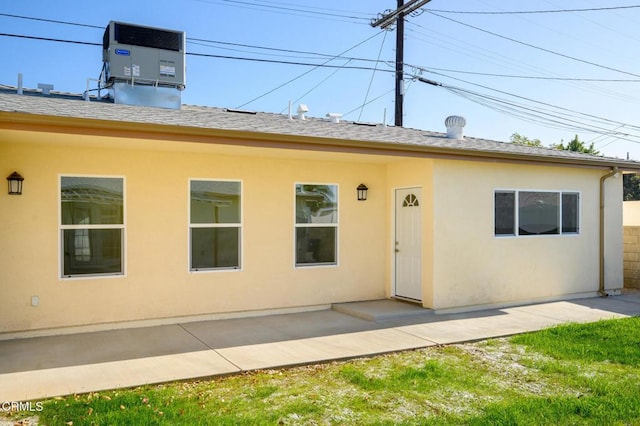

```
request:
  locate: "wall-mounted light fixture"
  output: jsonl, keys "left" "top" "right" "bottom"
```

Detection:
{"left": 7, "top": 171, "right": 24, "bottom": 195}
{"left": 357, "top": 183, "right": 368, "bottom": 201}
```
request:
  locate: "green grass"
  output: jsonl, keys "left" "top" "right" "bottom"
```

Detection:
{"left": 511, "top": 316, "right": 640, "bottom": 364}
{"left": 7, "top": 317, "right": 640, "bottom": 425}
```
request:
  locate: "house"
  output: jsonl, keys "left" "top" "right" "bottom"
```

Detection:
{"left": 2, "top": 87, "right": 640, "bottom": 336}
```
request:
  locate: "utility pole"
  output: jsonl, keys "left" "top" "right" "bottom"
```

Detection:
{"left": 395, "top": 0, "right": 405, "bottom": 127}
{"left": 371, "top": 0, "right": 433, "bottom": 127}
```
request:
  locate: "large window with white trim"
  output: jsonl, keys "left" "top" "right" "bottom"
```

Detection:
{"left": 295, "top": 184, "right": 338, "bottom": 266}
{"left": 60, "top": 176, "right": 124, "bottom": 277}
{"left": 495, "top": 190, "right": 580, "bottom": 237}
{"left": 190, "top": 180, "right": 242, "bottom": 271}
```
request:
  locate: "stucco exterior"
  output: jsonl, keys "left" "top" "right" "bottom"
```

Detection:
{"left": 431, "top": 161, "right": 622, "bottom": 311}
{"left": 1, "top": 130, "right": 390, "bottom": 333}
{"left": 623, "top": 200, "right": 640, "bottom": 226}
{"left": 0, "top": 92, "right": 634, "bottom": 335}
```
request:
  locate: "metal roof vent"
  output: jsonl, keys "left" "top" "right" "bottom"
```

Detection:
{"left": 38, "top": 83, "right": 54, "bottom": 95}
{"left": 445, "top": 115, "right": 466, "bottom": 139}
{"left": 297, "top": 104, "right": 309, "bottom": 120}
{"left": 326, "top": 112, "right": 342, "bottom": 123}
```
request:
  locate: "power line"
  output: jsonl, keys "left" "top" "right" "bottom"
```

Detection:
{"left": 407, "top": 64, "right": 640, "bottom": 82}
{"left": 189, "top": 51, "right": 393, "bottom": 72}
{"left": 7, "top": 12, "right": 640, "bottom": 84}
{"left": 344, "top": 88, "right": 395, "bottom": 118}
{"left": 0, "top": 13, "right": 103, "bottom": 29}
{"left": 235, "top": 31, "right": 385, "bottom": 109}
{"left": 359, "top": 31, "right": 388, "bottom": 121}
{"left": 0, "top": 32, "right": 394, "bottom": 73}
{"left": 3, "top": 12, "right": 639, "bottom": 146}
{"left": 0, "top": 13, "right": 395, "bottom": 65}
{"left": 404, "top": 21, "right": 640, "bottom": 105}
{"left": 0, "top": 32, "right": 100, "bottom": 47}
{"left": 190, "top": 0, "right": 372, "bottom": 22}
{"left": 427, "top": 5, "right": 640, "bottom": 15}
{"left": 8, "top": 29, "right": 637, "bottom": 86}
{"left": 413, "top": 74, "right": 640, "bottom": 144}
{"left": 280, "top": 60, "right": 353, "bottom": 113}
{"left": 188, "top": 38, "right": 393, "bottom": 65}
{"left": 426, "top": 10, "right": 640, "bottom": 79}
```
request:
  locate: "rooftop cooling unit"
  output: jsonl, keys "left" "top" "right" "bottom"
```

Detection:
{"left": 103, "top": 21, "right": 186, "bottom": 90}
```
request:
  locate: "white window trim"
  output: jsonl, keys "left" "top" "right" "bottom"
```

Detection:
{"left": 294, "top": 182, "right": 339, "bottom": 269}
{"left": 188, "top": 178, "right": 243, "bottom": 273}
{"left": 58, "top": 174, "right": 127, "bottom": 280}
{"left": 494, "top": 189, "right": 581, "bottom": 238}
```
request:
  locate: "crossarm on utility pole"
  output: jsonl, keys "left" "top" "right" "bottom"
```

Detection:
{"left": 371, "top": 0, "right": 433, "bottom": 127}
{"left": 370, "top": 0, "right": 433, "bottom": 29}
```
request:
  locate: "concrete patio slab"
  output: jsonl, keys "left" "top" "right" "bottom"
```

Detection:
{"left": 507, "top": 300, "right": 631, "bottom": 323}
{"left": 0, "top": 350, "right": 240, "bottom": 402}
{"left": 181, "top": 309, "right": 380, "bottom": 349}
{"left": 396, "top": 309, "right": 565, "bottom": 344}
{"left": 217, "top": 328, "right": 436, "bottom": 371}
{"left": 0, "top": 294, "right": 638, "bottom": 401}
{"left": 332, "top": 299, "right": 432, "bottom": 321}
{"left": 0, "top": 324, "right": 209, "bottom": 374}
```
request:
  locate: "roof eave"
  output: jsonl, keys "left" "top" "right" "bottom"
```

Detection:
{"left": 2, "top": 111, "right": 639, "bottom": 172}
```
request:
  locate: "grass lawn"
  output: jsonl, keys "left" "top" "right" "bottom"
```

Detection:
{"left": 7, "top": 316, "right": 640, "bottom": 425}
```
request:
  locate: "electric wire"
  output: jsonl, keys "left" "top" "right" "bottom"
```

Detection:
{"left": 426, "top": 5, "right": 640, "bottom": 15}
{"left": 3, "top": 11, "right": 640, "bottom": 149}
{"left": 0, "top": 13, "right": 103, "bottom": 29}
{"left": 235, "top": 31, "right": 384, "bottom": 109}
{"left": 279, "top": 59, "right": 355, "bottom": 113}
{"left": 359, "top": 30, "right": 388, "bottom": 121}
{"left": 190, "top": 0, "right": 373, "bottom": 23}
{"left": 426, "top": 70, "right": 640, "bottom": 132}
{"left": 0, "top": 32, "right": 100, "bottom": 47}
{"left": 4, "top": 13, "right": 639, "bottom": 84}
{"left": 343, "top": 89, "right": 395, "bottom": 118}
{"left": 2, "top": 29, "right": 639, "bottom": 142}
{"left": 425, "top": 10, "right": 640, "bottom": 79}
{"left": 414, "top": 74, "right": 640, "bottom": 144}
{"left": 405, "top": 22, "right": 640, "bottom": 105}
{"left": 5, "top": 29, "right": 639, "bottom": 85}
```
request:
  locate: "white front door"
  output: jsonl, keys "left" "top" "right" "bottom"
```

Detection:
{"left": 394, "top": 188, "right": 422, "bottom": 301}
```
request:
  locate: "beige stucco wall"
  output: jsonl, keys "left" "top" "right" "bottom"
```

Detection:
{"left": 0, "top": 130, "right": 388, "bottom": 333}
{"left": 430, "top": 160, "right": 623, "bottom": 310}
{"left": 1, "top": 124, "right": 627, "bottom": 332}
{"left": 623, "top": 201, "right": 640, "bottom": 226}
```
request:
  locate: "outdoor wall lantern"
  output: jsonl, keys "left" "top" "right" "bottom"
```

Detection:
{"left": 7, "top": 171, "right": 24, "bottom": 195}
{"left": 357, "top": 183, "right": 368, "bottom": 201}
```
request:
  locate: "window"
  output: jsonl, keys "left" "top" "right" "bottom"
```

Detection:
{"left": 519, "top": 191, "right": 560, "bottom": 235}
{"left": 494, "top": 190, "right": 579, "bottom": 237}
{"left": 494, "top": 191, "right": 515, "bottom": 236}
{"left": 60, "top": 176, "right": 124, "bottom": 277}
{"left": 562, "top": 192, "right": 580, "bottom": 233}
{"left": 295, "top": 184, "right": 338, "bottom": 266}
{"left": 190, "top": 180, "right": 241, "bottom": 271}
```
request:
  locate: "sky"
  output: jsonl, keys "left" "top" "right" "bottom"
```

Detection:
{"left": 2, "top": 0, "right": 640, "bottom": 159}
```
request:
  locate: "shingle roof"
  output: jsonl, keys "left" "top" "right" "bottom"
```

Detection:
{"left": 1, "top": 89, "right": 639, "bottom": 170}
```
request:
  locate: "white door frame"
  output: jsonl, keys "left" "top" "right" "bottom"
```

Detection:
{"left": 393, "top": 187, "right": 423, "bottom": 302}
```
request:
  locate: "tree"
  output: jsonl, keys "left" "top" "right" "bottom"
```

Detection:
{"left": 510, "top": 132, "right": 542, "bottom": 147}
{"left": 552, "top": 134, "right": 599, "bottom": 155}
{"left": 624, "top": 173, "right": 640, "bottom": 201}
